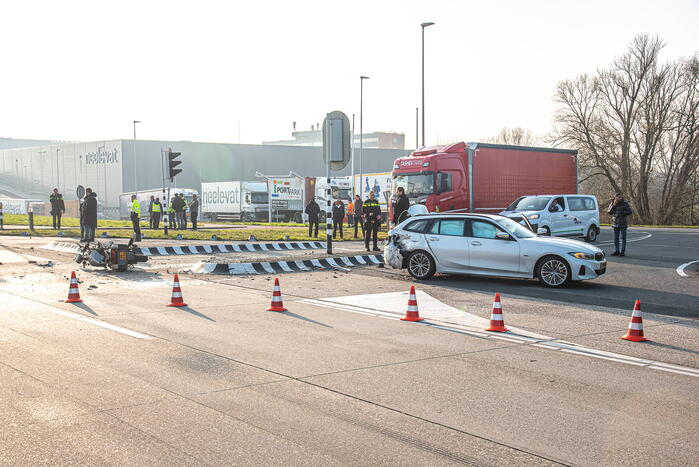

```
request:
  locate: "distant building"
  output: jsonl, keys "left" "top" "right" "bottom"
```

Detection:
{"left": 265, "top": 129, "right": 405, "bottom": 149}
{"left": 0, "top": 137, "right": 75, "bottom": 150}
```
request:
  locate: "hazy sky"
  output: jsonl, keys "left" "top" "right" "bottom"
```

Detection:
{"left": 1, "top": 0, "right": 697, "bottom": 148}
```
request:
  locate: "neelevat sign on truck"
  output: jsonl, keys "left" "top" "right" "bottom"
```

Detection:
{"left": 201, "top": 181, "right": 269, "bottom": 221}
{"left": 391, "top": 142, "right": 578, "bottom": 215}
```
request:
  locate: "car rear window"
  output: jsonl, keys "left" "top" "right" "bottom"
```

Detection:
{"left": 404, "top": 219, "right": 431, "bottom": 233}
{"left": 427, "top": 219, "right": 465, "bottom": 236}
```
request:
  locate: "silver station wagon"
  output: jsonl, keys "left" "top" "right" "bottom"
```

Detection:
{"left": 384, "top": 213, "right": 606, "bottom": 287}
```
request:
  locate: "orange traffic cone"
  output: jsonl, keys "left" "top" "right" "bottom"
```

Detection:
{"left": 66, "top": 271, "right": 83, "bottom": 303}
{"left": 266, "top": 278, "right": 287, "bottom": 312}
{"left": 401, "top": 285, "right": 424, "bottom": 322}
{"left": 485, "top": 293, "right": 508, "bottom": 332}
{"left": 167, "top": 273, "right": 188, "bottom": 307}
{"left": 621, "top": 300, "right": 650, "bottom": 342}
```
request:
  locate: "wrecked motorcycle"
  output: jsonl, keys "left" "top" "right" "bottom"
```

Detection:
{"left": 75, "top": 239, "right": 148, "bottom": 272}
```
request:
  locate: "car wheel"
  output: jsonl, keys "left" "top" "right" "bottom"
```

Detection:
{"left": 585, "top": 226, "right": 598, "bottom": 242}
{"left": 536, "top": 255, "right": 571, "bottom": 288}
{"left": 407, "top": 250, "right": 436, "bottom": 280}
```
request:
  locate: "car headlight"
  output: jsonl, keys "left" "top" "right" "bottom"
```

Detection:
{"left": 527, "top": 214, "right": 540, "bottom": 220}
{"left": 568, "top": 252, "right": 594, "bottom": 260}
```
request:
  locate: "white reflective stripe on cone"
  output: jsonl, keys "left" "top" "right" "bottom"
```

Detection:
{"left": 407, "top": 305, "right": 418, "bottom": 312}
{"left": 629, "top": 323, "right": 644, "bottom": 330}
{"left": 492, "top": 302, "right": 502, "bottom": 309}
{"left": 69, "top": 288, "right": 79, "bottom": 293}
{"left": 171, "top": 292, "right": 182, "bottom": 298}
{"left": 632, "top": 310, "right": 642, "bottom": 317}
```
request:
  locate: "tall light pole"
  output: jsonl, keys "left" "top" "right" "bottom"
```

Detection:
{"left": 133, "top": 120, "right": 140, "bottom": 194}
{"left": 56, "top": 148, "right": 61, "bottom": 188}
{"left": 421, "top": 21, "right": 435, "bottom": 148}
{"left": 359, "top": 75, "right": 369, "bottom": 197}
{"left": 415, "top": 107, "right": 419, "bottom": 149}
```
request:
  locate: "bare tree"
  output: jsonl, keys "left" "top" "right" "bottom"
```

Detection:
{"left": 485, "top": 127, "right": 538, "bottom": 146}
{"left": 552, "top": 35, "right": 699, "bottom": 224}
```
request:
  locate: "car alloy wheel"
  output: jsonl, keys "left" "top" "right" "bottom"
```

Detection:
{"left": 408, "top": 251, "right": 435, "bottom": 280}
{"left": 538, "top": 257, "right": 570, "bottom": 287}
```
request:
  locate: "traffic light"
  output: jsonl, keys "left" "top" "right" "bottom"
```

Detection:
{"left": 167, "top": 149, "right": 182, "bottom": 181}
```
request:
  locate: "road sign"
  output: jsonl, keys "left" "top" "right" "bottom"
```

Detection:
{"left": 322, "top": 111, "right": 351, "bottom": 171}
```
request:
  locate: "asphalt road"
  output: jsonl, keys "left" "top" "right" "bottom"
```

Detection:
{"left": 365, "top": 227, "right": 699, "bottom": 318}
{"left": 0, "top": 231, "right": 697, "bottom": 465}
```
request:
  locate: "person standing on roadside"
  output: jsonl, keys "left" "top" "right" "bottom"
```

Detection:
{"left": 151, "top": 197, "right": 162, "bottom": 229}
{"left": 305, "top": 197, "right": 320, "bottom": 238}
{"left": 129, "top": 194, "right": 142, "bottom": 241}
{"left": 392, "top": 186, "right": 410, "bottom": 227}
{"left": 49, "top": 188, "right": 65, "bottom": 229}
{"left": 172, "top": 193, "right": 184, "bottom": 229}
{"left": 148, "top": 195, "right": 155, "bottom": 229}
{"left": 189, "top": 194, "right": 199, "bottom": 230}
{"left": 332, "top": 198, "right": 345, "bottom": 239}
{"left": 608, "top": 193, "right": 633, "bottom": 257}
{"left": 362, "top": 190, "right": 382, "bottom": 252}
{"left": 81, "top": 188, "right": 98, "bottom": 242}
{"left": 346, "top": 199, "right": 354, "bottom": 228}
{"left": 168, "top": 197, "right": 176, "bottom": 229}
{"left": 181, "top": 194, "right": 188, "bottom": 229}
{"left": 353, "top": 194, "right": 363, "bottom": 239}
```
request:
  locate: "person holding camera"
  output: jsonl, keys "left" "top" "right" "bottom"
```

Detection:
{"left": 608, "top": 194, "right": 633, "bottom": 257}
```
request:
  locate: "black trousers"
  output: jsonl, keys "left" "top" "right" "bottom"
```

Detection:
{"left": 52, "top": 212, "right": 62, "bottom": 229}
{"left": 152, "top": 213, "right": 161, "bottom": 229}
{"left": 191, "top": 212, "right": 198, "bottom": 230}
{"left": 169, "top": 213, "right": 176, "bottom": 228}
{"left": 131, "top": 215, "right": 142, "bottom": 241}
{"left": 308, "top": 218, "right": 319, "bottom": 237}
{"left": 333, "top": 220, "right": 343, "bottom": 238}
{"left": 364, "top": 221, "right": 379, "bottom": 250}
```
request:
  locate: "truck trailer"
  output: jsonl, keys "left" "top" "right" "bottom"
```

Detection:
{"left": 200, "top": 181, "right": 269, "bottom": 222}
{"left": 391, "top": 142, "right": 578, "bottom": 215}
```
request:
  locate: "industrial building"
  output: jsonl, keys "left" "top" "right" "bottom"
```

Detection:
{"left": 0, "top": 138, "right": 411, "bottom": 218}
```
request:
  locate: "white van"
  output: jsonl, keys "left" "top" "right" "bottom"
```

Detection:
{"left": 500, "top": 194, "right": 600, "bottom": 242}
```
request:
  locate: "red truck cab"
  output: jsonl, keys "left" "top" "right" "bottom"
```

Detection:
{"left": 391, "top": 142, "right": 578, "bottom": 217}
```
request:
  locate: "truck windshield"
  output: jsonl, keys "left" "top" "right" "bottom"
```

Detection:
{"left": 393, "top": 173, "right": 435, "bottom": 197}
{"left": 510, "top": 196, "right": 551, "bottom": 211}
{"left": 251, "top": 193, "right": 268, "bottom": 204}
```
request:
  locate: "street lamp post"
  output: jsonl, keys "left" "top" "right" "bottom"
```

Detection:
{"left": 415, "top": 107, "right": 419, "bottom": 149}
{"left": 359, "top": 76, "right": 369, "bottom": 198}
{"left": 421, "top": 21, "right": 435, "bottom": 148}
{"left": 133, "top": 120, "right": 141, "bottom": 194}
{"left": 56, "top": 148, "right": 61, "bottom": 189}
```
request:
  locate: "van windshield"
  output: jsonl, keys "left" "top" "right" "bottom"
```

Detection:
{"left": 251, "top": 192, "right": 268, "bottom": 204}
{"left": 510, "top": 196, "right": 551, "bottom": 212}
{"left": 393, "top": 172, "right": 435, "bottom": 197}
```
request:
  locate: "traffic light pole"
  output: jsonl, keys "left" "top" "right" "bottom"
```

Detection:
{"left": 160, "top": 148, "right": 169, "bottom": 235}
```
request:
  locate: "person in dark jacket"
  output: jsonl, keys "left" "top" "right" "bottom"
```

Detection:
{"left": 49, "top": 188, "right": 65, "bottom": 229}
{"left": 392, "top": 186, "right": 410, "bottom": 226}
{"left": 305, "top": 198, "right": 320, "bottom": 237}
{"left": 362, "top": 190, "right": 382, "bottom": 252}
{"left": 332, "top": 199, "right": 345, "bottom": 239}
{"left": 189, "top": 194, "right": 199, "bottom": 230}
{"left": 608, "top": 194, "right": 633, "bottom": 256}
{"left": 172, "top": 194, "right": 184, "bottom": 229}
{"left": 353, "top": 195, "right": 364, "bottom": 239}
{"left": 148, "top": 195, "right": 155, "bottom": 229}
{"left": 80, "top": 188, "right": 98, "bottom": 242}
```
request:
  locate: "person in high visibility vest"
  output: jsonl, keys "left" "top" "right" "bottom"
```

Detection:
{"left": 168, "top": 198, "right": 176, "bottom": 229}
{"left": 151, "top": 197, "right": 162, "bottom": 229}
{"left": 129, "top": 194, "right": 142, "bottom": 241}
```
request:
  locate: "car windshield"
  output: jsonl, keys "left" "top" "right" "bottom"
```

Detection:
{"left": 510, "top": 196, "right": 551, "bottom": 211}
{"left": 393, "top": 173, "right": 435, "bottom": 197}
{"left": 497, "top": 217, "right": 536, "bottom": 238}
{"left": 251, "top": 192, "right": 268, "bottom": 204}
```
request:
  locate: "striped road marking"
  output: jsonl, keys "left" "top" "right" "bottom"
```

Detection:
{"left": 187, "top": 254, "right": 384, "bottom": 275}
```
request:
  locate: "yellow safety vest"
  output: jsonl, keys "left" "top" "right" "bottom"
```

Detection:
{"left": 152, "top": 203, "right": 161, "bottom": 213}
{"left": 130, "top": 200, "right": 141, "bottom": 216}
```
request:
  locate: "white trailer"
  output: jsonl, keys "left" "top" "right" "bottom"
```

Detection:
{"left": 201, "top": 181, "right": 270, "bottom": 222}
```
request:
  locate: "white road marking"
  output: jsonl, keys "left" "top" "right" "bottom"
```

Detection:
{"left": 597, "top": 232, "right": 652, "bottom": 246}
{"left": 301, "top": 291, "right": 699, "bottom": 378}
{"left": 676, "top": 260, "right": 699, "bottom": 277}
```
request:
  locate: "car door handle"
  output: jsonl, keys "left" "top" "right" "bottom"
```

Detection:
{"left": 428, "top": 237, "right": 439, "bottom": 241}
{"left": 470, "top": 241, "right": 481, "bottom": 246}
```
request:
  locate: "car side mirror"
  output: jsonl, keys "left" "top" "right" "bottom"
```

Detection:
{"left": 495, "top": 232, "right": 511, "bottom": 240}
{"left": 537, "top": 227, "right": 547, "bottom": 235}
